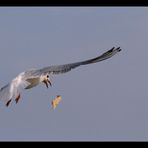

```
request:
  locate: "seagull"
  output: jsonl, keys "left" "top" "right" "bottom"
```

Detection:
{"left": 0, "top": 47, "right": 121, "bottom": 107}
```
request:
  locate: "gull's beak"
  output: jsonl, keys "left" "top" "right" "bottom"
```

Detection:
{"left": 43, "top": 80, "right": 49, "bottom": 88}
{"left": 47, "top": 79, "right": 52, "bottom": 87}
{"left": 43, "top": 79, "right": 52, "bottom": 88}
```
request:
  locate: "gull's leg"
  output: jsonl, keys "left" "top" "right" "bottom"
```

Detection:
{"left": 6, "top": 99, "right": 12, "bottom": 107}
{"left": 15, "top": 94, "right": 21, "bottom": 104}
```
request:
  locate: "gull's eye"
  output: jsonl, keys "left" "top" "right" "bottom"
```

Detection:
{"left": 47, "top": 75, "right": 49, "bottom": 78}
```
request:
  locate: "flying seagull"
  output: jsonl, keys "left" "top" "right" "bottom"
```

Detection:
{"left": 0, "top": 47, "right": 121, "bottom": 107}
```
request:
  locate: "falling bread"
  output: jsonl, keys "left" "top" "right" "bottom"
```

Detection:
{"left": 51, "top": 95, "right": 62, "bottom": 109}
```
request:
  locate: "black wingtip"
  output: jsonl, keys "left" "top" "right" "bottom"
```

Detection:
{"left": 116, "top": 47, "right": 121, "bottom": 52}
{"left": 107, "top": 47, "right": 115, "bottom": 53}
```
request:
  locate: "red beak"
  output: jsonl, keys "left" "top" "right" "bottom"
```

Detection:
{"left": 43, "top": 79, "right": 52, "bottom": 88}
{"left": 43, "top": 80, "right": 49, "bottom": 88}
{"left": 47, "top": 79, "right": 52, "bottom": 87}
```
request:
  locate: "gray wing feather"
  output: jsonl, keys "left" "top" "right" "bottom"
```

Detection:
{"left": 0, "top": 83, "right": 12, "bottom": 103}
{"left": 39, "top": 47, "right": 121, "bottom": 75}
{"left": 0, "top": 78, "right": 28, "bottom": 104}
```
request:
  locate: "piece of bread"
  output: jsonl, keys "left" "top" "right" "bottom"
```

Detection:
{"left": 51, "top": 95, "right": 62, "bottom": 109}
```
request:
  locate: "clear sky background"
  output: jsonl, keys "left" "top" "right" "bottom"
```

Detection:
{"left": 0, "top": 7, "right": 147, "bottom": 141}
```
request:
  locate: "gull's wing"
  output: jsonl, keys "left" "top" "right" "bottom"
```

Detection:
{"left": 38, "top": 47, "right": 121, "bottom": 75}
{"left": 0, "top": 82, "right": 20, "bottom": 104}
{"left": 0, "top": 83, "right": 11, "bottom": 103}
{"left": 0, "top": 70, "right": 41, "bottom": 105}
{"left": 0, "top": 75, "right": 30, "bottom": 104}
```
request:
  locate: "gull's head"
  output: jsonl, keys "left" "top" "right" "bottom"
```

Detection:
{"left": 41, "top": 74, "right": 47, "bottom": 80}
{"left": 41, "top": 74, "right": 52, "bottom": 88}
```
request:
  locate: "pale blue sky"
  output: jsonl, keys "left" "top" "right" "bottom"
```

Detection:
{"left": 0, "top": 7, "right": 148, "bottom": 141}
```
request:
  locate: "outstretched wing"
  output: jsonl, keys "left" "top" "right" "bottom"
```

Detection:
{"left": 38, "top": 47, "right": 121, "bottom": 75}
{"left": 0, "top": 83, "right": 12, "bottom": 103}
{"left": 0, "top": 76, "right": 30, "bottom": 105}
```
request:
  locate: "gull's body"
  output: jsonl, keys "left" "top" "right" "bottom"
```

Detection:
{"left": 0, "top": 47, "right": 121, "bottom": 106}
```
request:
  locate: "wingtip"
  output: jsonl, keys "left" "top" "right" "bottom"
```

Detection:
{"left": 111, "top": 47, "right": 115, "bottom": 50}
{"left": 116, "top": 47, "right": 121, "bottom": 52}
